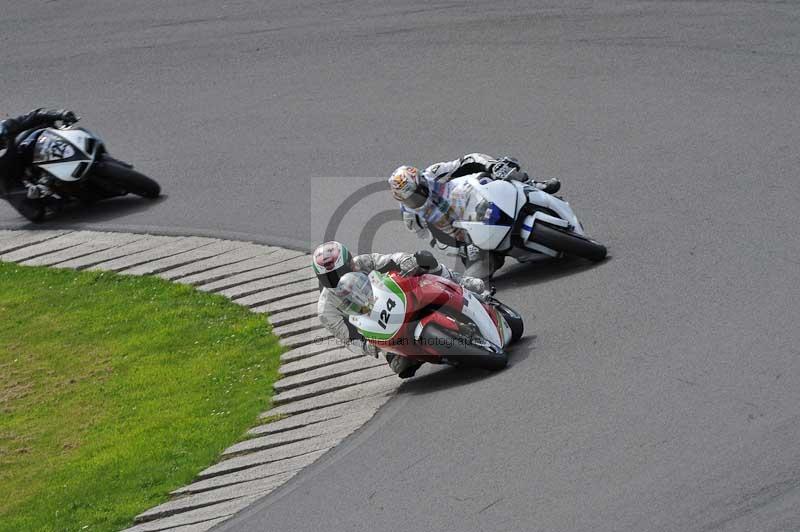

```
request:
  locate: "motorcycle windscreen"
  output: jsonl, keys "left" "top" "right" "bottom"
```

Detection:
{"left": 453, "top": 178, "right": 517, "bottom": 249}
{"left": 33, "top": 131, "right": 77, "bottom": 163}
{"left": 348, "top": 272, "right": 407, "bottom": 342}
{"left": 33, "top": 130, "right": 92, "bottom": 182}
{"left": 471, "top": 179, "right": 519, "bottom": 220}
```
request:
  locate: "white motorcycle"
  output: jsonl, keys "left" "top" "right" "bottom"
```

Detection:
{"left": 430, "top": 174, "right": 607, "bottom": 266}
{"left": 5, "top": 119, "right": 160, "bottom": 221}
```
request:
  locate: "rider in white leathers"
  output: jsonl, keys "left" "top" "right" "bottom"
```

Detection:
{"left": 312, "top": 241, "right": 486, "bottom": 378}
{"left": 389, "top": 153, "right": 560, "bottom": 279}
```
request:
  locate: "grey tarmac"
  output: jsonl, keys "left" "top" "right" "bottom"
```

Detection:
{"left": 2, "top": 1, "right": 800, "bottom": 531}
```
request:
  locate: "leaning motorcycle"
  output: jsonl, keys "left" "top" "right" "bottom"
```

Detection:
{"left": 349, "top": 270, "right": 524, "bottom": 372}
{"left": 7, "top": 118, "right": 160, "bottom": 221}
{"left": 428, "top": 174, "right": 607, "bottom": 267}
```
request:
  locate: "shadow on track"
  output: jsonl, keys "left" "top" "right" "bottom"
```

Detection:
{"left": 491, "top": 255, "right": 612, "bottom": 290}
{"left": 396, "top": 335, "right": 536, "bottom": 396}
{"left": 26, "top": 195, "right": 167, "bottom": 227}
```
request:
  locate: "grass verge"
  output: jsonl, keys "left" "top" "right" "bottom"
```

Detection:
{"left": 0, "top": 262, "right": 282, "bottom": 531}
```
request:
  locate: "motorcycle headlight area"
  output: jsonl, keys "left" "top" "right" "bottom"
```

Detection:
{"left": 475, "top": 199, "right": 502, "bottom": 225}
{"left": 33, "top": 133, "right": 76, "bottom": 163}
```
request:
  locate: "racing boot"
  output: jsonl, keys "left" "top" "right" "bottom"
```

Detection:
{"left": 25, "top": 183, "right": 53, "bottom": 200}
{"left": 534, "top": 178, "right": 560, "bottom": 194}
{"left": 460, "top": 275, "right": 485, "bottom": 294}
{"left": 386, "top": 353, "right": 422, "bottom": 379}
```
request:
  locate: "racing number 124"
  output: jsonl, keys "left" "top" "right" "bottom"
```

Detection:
{"left": 377, "top": 298, "right": 396, "bottom": 329}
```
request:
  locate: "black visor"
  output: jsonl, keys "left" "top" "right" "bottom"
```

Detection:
{"left": 318, "top": 264, "right": 351, "bottom": 289}
{"left": 404, "top": 180, "right": 429, "bottom": 209}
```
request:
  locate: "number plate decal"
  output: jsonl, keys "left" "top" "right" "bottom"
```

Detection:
{"left": 349, "top": 272, "right": 407, "bottom": 341}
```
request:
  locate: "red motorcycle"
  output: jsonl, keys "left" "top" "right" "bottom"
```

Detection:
{"left": 348, "top": 271, "right": 524, "bottom": 370}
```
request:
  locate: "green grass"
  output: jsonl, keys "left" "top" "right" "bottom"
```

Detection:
{"left": 0, "top": 262, "right": 283, "bottom": 532}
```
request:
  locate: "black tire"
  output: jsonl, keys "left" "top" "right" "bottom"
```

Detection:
{"left": 493, "top": 302, "right": 524, "bottom": 344}
{"left": 530, "top": 222, "right": 607, "bottom": 262}
{"left": 93, "top": 157, "right": 160, "bottom": 199}
{"left": 21, "top": 208, "right": 45, "bottom": 223}
{"left": 418, "top": 323, "right": 508, "bottom": 371}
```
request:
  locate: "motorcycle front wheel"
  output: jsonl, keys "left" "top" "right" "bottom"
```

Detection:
{"left": 92, "top": 156, "right": 161, "bottom": 199}
{"left": 419, "top": 323, "right": 508, "bottom": 371}
{"left": 491, "top": 301, "right": 524, "bottom": 344}
{"left": 529, "top": 222, "right": 607, "bottom": 262}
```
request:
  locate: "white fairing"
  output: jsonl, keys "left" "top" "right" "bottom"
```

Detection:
{"left": 454, "top": 222, "right": 509, "bottom": 250}
{"left": 462, "top": 290, "right": 512, "bottom": 348}
{"left": 33, "top": 127, "right": 100, "bottom": 182}
{"left": 348, "top": 272, "right": 406, "bottom": 340}
{"left": 525, "top": 188, "right": 584, "bottom": 235}
{"left": 451, "top": 175, "right": 586, "bottom": 258}
{"left": 453, "top": 176, "right": 524, "bottom": 251}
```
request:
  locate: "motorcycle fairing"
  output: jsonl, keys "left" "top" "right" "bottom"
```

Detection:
{"left": 349, "top": 271, "right": 407, "bottom": 341}
{"left": 523, "top": 188, "right": 584, "bottom": 235}
{"left": 353, "top": 272, "right": 510, "bottom": 359}
{"left": 32, "top": 128, "right": 98, "bottom": 182}
{"left": 453, "top": 177, "right": 525, "bottom": 251}
{"left": 460, "top": 290, "right": 506, "bottom": 347}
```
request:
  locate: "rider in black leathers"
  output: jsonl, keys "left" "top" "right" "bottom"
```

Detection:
{"left": 0, "top": 108, "right": 78, "bottom": 221}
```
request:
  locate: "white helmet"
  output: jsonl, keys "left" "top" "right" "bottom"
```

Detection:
{"left": 332, "top": 272, "right": 373, "bottom": 316}
{"left": 388, "top": 165, "right": 429, "bottom": 209}
{"left": 311, "top": 241, "right": 352, "bottom": 289}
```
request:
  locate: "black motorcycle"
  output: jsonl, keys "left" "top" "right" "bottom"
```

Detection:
{"left": 4, "top": 118, "right": 160, "bottom": 221}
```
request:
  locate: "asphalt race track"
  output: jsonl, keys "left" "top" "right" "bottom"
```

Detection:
{"left": 4, "top": 1, "right": 800, "bottom": 531}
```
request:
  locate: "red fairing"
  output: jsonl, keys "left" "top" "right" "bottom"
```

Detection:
{"left": 392, "top": 272, "right": 465, "bottom": 316}
{"left": 370, "top": 272, "right": 466, "bottom": 361}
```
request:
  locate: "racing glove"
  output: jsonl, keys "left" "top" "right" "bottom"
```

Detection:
{"left": 57, "top": 110, "right": 79, "bottom": 126}
{"left": 398, "top": 254, "right": 419, "bottom": 276}
{"left": 402, "top": 210, "right": 429, "bottom": 239}
{"left": 491, "top": 156, "right": 528, "bottom": 182}
{"left": 413, "top": 250, "right": 439, "bottom": 272}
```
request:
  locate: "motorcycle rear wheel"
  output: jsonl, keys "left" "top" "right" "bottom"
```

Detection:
{"left": 419, "top": 323, "right": 508, "bottom": 371}
{"left": 92, "top": 156, "right": 161, "bottom": 199}
{"left": 530, "top": 222, "right": 607, "bottom": 262}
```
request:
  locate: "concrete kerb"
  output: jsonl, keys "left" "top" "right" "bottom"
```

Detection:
{"left": 0, "top": 229, "right": 400, "bottom": 532}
